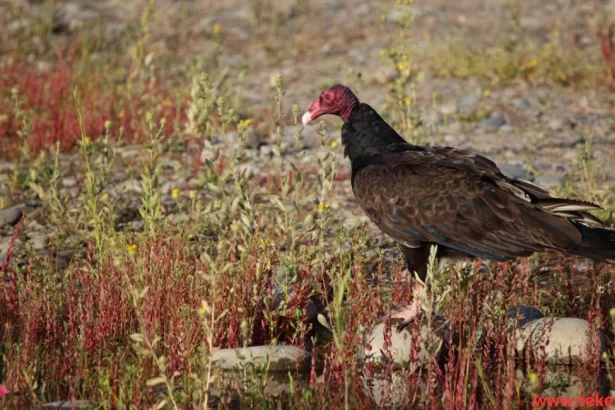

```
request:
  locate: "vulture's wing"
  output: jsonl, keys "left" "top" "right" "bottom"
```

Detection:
{"left": 352, "top": 147, "right": 603, "bottom": 260}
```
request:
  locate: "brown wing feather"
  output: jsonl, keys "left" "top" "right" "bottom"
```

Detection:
{"left": 352, "top": 147, "right": 595, "bottom": 260}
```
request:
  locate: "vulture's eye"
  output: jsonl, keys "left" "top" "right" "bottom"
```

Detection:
{"left": 325, "top": 94, "right": 331, "bottom": 101}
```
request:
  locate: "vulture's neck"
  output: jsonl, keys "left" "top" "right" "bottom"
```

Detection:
{"left": 341, "top": 103, "right": 416, "bottom": 162}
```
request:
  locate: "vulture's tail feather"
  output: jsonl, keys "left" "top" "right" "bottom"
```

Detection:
{"left": 569, "top": 224, "right": 615, "bottom": 263}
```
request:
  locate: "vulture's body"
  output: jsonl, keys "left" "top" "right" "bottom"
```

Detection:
{"left": 303, "top": 85, "right": 615, "bottom": 282}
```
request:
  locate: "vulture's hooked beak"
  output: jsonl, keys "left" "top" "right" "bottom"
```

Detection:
{"left": 301, "top": 111, "right": 313, "bottom": 126}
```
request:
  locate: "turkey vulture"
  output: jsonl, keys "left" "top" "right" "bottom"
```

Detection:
{"left": 302, "top": 84, "right": 615, "bottom": 321}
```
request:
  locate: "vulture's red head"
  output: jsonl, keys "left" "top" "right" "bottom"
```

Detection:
{"left": 302, "top": 84, "right": 359, "bottom": 126}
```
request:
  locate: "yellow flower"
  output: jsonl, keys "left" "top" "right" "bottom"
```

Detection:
{"left": 609, "top": 307, "right": 615, "bottom": 318}
{"left": 528, "top": 372, "right": 538, "bottom": 384}
{"left": 482, "top": 89, "right": 491, "bottom": 97}
{"left": 402, "top": 97, "right": 412, "bottom": 105}
{"left": 527, "top": 59, "right": 537, "bottom": 69}
{"left": 330, "top": 140, "right": 338, "bottom": 150}
{"left": 171, "top": 188, "right": 181, "bottom": 199}
{"left": 238, "top": 118, "right": 253, "bottom": 132}
{"left": 198, "top": 300, "right": 211, "bottom": 317}
{"left": 127, "top": 243, "right": 138, "bottom": 256}
{"left": 213, "top": 24, "right": 221, "bottom": 34}
{"left": 318, "top": 202, "right": 326, "bottom": 213}
{"left": 397, "top": 62, "right": 406, "bottom": 71}
{"left": 101, "top": 193, "right": 109, "bottom": 202}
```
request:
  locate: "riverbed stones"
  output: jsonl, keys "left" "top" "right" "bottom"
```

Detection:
{"left": 211, "top": 345, "right": 314, "bottom": 372}
{"left": 363, "top": 316, "right": 447, "bottom": 370}
{"left": 0, "top": 205, "right": 22, "bottom": 227}
{"left": 515, "top": 317, "right": 607, "bottom": 364}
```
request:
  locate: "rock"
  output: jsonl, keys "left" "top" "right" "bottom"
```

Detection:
{"left": 0, "top": 206, "right": 22, "bottom": 227}
{"left": 373, "top": 65, "right": 398, "bottom": 85}
{"left": 160, "top": 178, "right": 186, "bottom": 195}
{"left": 117, "top": 144, "right": 145, "bottom": 159}
{"left": 438, "top": 103, "right": 457, "bottom": 116}
{"left": 6, "top": 19, "right": 29, "bottom": 35}
{"left": 511, "top": 98, "right": 531, "bottom": 110}
{"left": 27, "top": 234, "right": 47, "bottom": 251}
{"left": 457, "top": 94, "right": 480, "bottom": 114}
{"left": 62, "top": 177, "right": 78, "bottom": 188}
{"left": 281, "top": 125, "right": 320, "bottom": 149}
{"left": 515, "top": 317, "right": 607, "bottom": 364}
{"left": 534, "top": 174, "right": 564, "bottom": 189}
{"left": 498, "top": 124, "right": 516, "bottom": 134}
{"left": 0, "top": 236, "right": 10, "bottom": 253}
{"left": 363, "top": 317, "right": 447, "bottom": 370}
{"left": 36, "top": 400, "right": 92, "bottom": 409}
{"left": 0, "top": 161, "right": 15, "bottom": 173}
{"left": 103, "top": 22, "right": 126, "bottom": 41}
{"left": 212, "top": 345, "right": 314, "bottom": 372}
{"left": 386, "top": 4, "right": 423, "bottom": 23}
{"left": 508, "top": 305, "right": 543, "bottom": 328}
{"left": 547, "top": 118, "right": 563, "bottom": 131}
{"left": 244, "top": 130, "right": 261, "bottom": 150}
{"left": 499, "top": 163, "right": 528, "bottom": 180}
{"left": 114, "top": 180, "right": 143, "bottom": 195}
{"left": 355, "top": 4, "right": 370, "bottom": 16}
{"left": 478, "top": 113, "right": 505, "bottom": 130}
{"left": 53, "top": 3, "right": 100, "bottom": 33}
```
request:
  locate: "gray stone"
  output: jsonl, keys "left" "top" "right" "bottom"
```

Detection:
{"left": 281, "top": 125, "right": 320, "bottom": 149}
{"left": 534, "top": 174, "right": 564, "bottom": 189}
{"left": 386, "top": 4, "right": 423, "bottom": 23}
{"left": 373, "top": 65, "right": 398, "bottom": 85}
{"left": 479, "top": 113, "right": 505, "bottom": 130}
{"left": 0, "top": 206, "right": 22, "bottom": 227}
{"left": 499, "top": 124, "right": 516, "bottom": 134}
{"left": 114, "top": 180, "right": 143, "bottom": 195}
{"left": 457, "top": 94, "right": 480, "bottom": 114}
{"left": 212, "top": 345, "right": 314, "bottom": 372}
{"left": 160, "top": 179, "right": 186, "bottom": 195}
{"left": 355, "top": 4, "right": 370, "bottom": 16}
{"left": 62, "top": 177, "right": 78, "bottom": 188}
{"left": 547, "top": 118, "right": 564, "bottom": 131}
{"left": 363, "top": 317, "right": 446, "bottom": 370}
{"left": 117, "top": 145, "right": 145, "bottom": 159}
{"left": 499, "top": 163, "right": 529, "bottom": 180}
{"left": 37, "top": 400, "right": 92, "bottom": 409}
{"left": 0, "top": 237, "right": 10, "bottom": 253}
{"left": 515, "top": 317, "right": 607, "bottom": 364}
{"left": 511, "top": 98, "right": 531, "bottom": 110}
{"left": 438, "top": 103, "right": 457, "bottom": 115}
{"left": 53, "top": 3, "right": 100, "bottom": 32}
